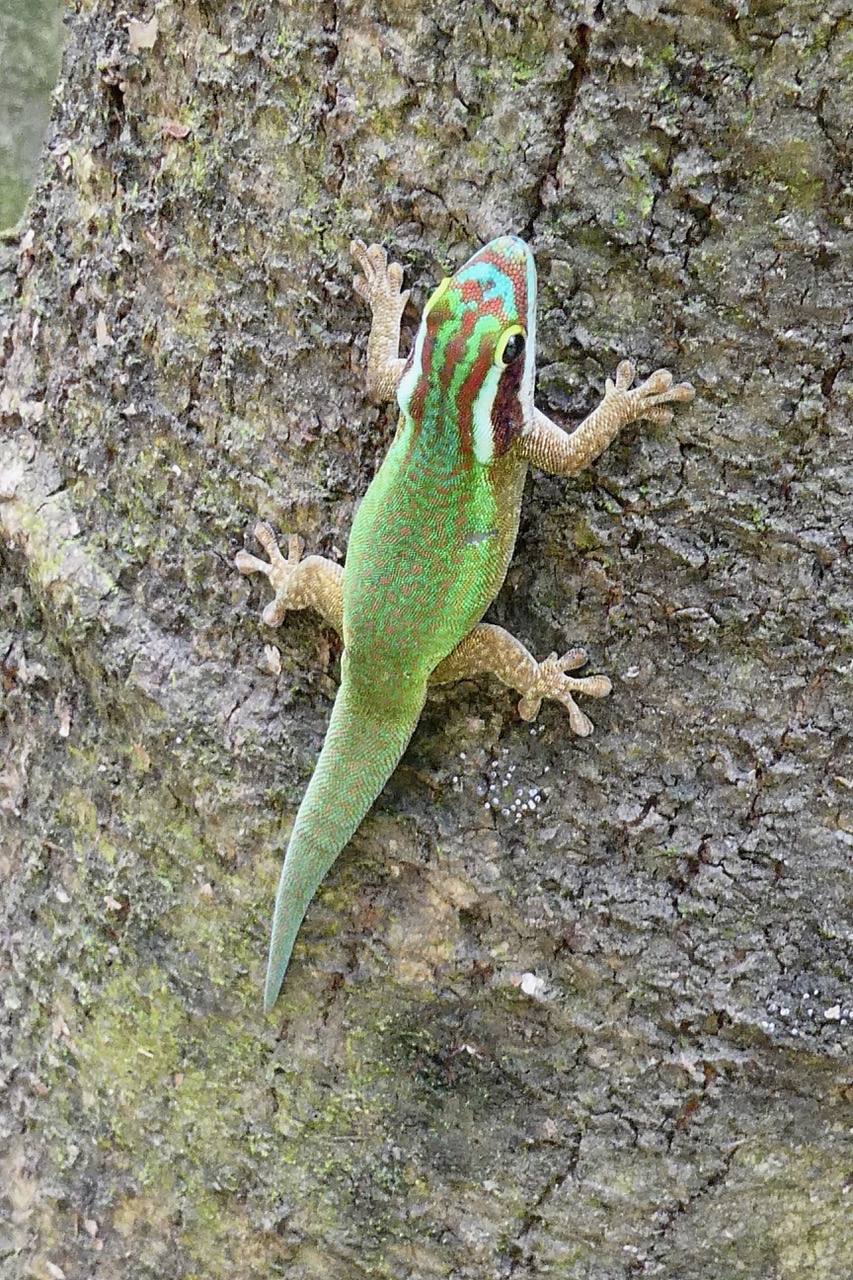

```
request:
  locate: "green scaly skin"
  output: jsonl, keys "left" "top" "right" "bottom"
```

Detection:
{"left": 236, "top": 237, "right": 695, "bottom": 1011}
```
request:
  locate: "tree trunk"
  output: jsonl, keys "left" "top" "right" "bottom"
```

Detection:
{"left": 2, "top": 2, "right": 851, "bottom": 1278}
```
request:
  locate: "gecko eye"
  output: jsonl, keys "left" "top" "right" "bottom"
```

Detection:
{"left": 495, "top": 326, "right": 526, "bottom": 368}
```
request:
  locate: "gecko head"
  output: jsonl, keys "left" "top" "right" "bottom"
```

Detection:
{"left": 396, "top": 236, "right": 537, "bottom": 465}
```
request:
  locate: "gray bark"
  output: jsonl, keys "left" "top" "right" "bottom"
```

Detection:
{"left": 1, "top": 1, "right": 852, "bottom": 1278}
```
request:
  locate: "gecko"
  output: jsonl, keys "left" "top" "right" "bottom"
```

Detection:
{"left": 236, "top": 236, "right": 695, "bottom": 1011}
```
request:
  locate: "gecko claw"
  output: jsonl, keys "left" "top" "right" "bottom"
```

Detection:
{"left": 236, "top": 523, "right": 304, "bottom": 628}
{"left": 603, "top": 362, "right": 695, "bottom": 428}
{"left": 607, "top": 360, "right": 636, "bottom": 394}
{"left": 517, "top": 649, "right": 612, "bottom": 735}
{"left": 350, "top": 239, "right": 410, "bottom": 315}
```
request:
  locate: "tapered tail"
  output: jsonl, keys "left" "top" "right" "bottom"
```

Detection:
{"left": 263, "top": 677, "right": 424, "bottom": 1012}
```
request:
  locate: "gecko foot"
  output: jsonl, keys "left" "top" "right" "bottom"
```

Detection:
{"left": 235, "top": 522, "right": 304, "bottom": 628}
{"left": 605, "top": 359, "right": 695, "bottom": 429}
{"left": 351, "top": 239, "right": 410, "bottom": 322}
{"left": 517, "top": 648, "right": 612, "bottom": 737}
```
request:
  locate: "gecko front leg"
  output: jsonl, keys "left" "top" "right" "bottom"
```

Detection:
{"left": 431, "top": 623, "right": 611, "bottom": 737}
{"left": 236, "top": 522, "right": 344, "bottom": 635}
{"left": 520, "top": 360, "right": 695, "bottom": 477}
{"left": 350, "top": 239, "right": 410, "bottom": 403}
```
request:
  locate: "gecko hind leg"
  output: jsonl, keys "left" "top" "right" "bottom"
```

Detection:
{"left": 235, "top": 522, "right": 344, "bottom": 635}
{"left": 431, "top": 623, "right": 611, "bottom": 738}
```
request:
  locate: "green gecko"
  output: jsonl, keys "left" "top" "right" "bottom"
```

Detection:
{"left": 237, "top": 236, "right": 695, "bottom": 1011}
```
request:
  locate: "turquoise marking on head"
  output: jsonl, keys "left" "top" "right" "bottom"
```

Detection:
{"left": 456, "top": 259, "right": 518, "bottom": 312}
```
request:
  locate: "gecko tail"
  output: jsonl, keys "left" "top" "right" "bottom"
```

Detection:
{"left": 263, "top": 677, "right": 424, "bottom": 1013}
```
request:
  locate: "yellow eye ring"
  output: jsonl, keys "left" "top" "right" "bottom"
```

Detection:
{"left": 423, "top": 276, "right": 451, "bottom": 318}
{"left": 495, "top": 324, "right": 526, "bottom": 368}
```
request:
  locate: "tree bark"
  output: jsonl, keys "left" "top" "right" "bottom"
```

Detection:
{"left": 2, "top": 2, "right": 852, "bottom": 1278}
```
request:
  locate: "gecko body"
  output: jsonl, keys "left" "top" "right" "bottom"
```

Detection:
{"left": 237, "top": 237, "right": 694, "bottom": 1011}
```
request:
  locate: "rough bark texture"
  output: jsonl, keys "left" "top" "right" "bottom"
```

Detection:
{"left": 2, "top": 1, "right": 852, "bottom": 1278}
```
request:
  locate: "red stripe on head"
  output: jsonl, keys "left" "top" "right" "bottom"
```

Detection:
{"left": 454, "top": 340, "right": 495, "bottom": 461}
{"left": 461, "top": 278, "right": 483, "bottom": 305}
{"left": 437, "top": 301, "right": 480, "bottom": 398}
